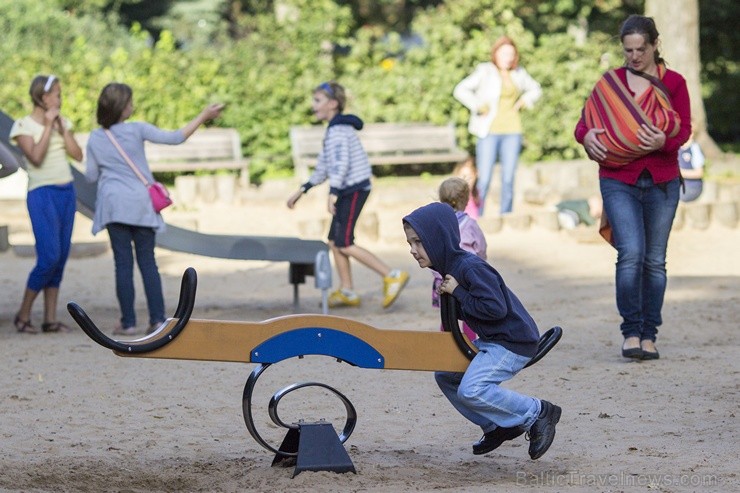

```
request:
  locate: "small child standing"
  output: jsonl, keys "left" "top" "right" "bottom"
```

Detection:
{"left": 452, "top": 157, "right": 481, "bottom": 219}
{"left": 432, "top": 177, "right": 487, "bottom": 341}
{"left": 678, "top": 130, "right": 705, "bottom": 203}
{"left": 287, "top": 81, "right": 409, "bottom": 309}
{"left": 403, "top": 202, "right": 561, "bottom": 459}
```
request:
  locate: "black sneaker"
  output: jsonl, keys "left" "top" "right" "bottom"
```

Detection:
{"left": 472, "top": 426, "right": 525, "bottom": 455}
{"left": 527, "top": 400, "right": 562, "bottom": 460}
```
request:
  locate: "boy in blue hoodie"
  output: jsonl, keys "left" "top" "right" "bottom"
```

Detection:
{"left": 403, "top": 202, "right": 561, "bottom": 459}
{"left": 287, "top": 81, "right": 409, "bottom": 309}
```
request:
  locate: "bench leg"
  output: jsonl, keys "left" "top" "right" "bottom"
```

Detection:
{"left": 293, "top": 283, "right": 300, "bottom": 312}
{"left": 239, "top": 166, "right": 250, "bottom": 188}
{"left": 0, "top": 225, "right": 9, "bottom": 252}
{"left": 289, "top": 259, "right": 330, "bottom": 314}
{"left": 296, "top": 163, "right": 309, "bottom": 182}
{"left": 289, "top": 263, "right": 311, "bottom": 313}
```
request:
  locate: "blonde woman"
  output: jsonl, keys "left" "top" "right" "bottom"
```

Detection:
{"left": 10, "top": 75, "right": 82, "bottom": 333}
{"left": 454, "top": 36, "right": 541, "bottom": 215}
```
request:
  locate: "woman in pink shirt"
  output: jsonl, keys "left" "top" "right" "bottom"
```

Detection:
{"left": 575, "top": 15, "right": 691, "bottom": 360}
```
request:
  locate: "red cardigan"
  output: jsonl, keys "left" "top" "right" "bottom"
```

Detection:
{"left": 575, "top": 67, "right": 691, "bottom": 185}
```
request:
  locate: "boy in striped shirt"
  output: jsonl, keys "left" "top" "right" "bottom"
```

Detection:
{"left": 287, "top": 81, "right": 409, "bottom": 308}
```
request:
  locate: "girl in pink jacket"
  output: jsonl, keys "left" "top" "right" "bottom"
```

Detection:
{"left": 432, "top": 177, "right": 488, "bottom": 340}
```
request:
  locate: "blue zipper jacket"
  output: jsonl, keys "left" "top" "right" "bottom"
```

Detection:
{"left": 403, "top": 202, "right": 539, "bottom": 358}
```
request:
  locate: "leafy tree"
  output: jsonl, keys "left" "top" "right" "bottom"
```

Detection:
{"left": 2, "top": 0, "right": 734, "bottom": 181}
{"left": 216, "top": 0, "right": 355, "bottom": 177}
{"left": 336, "top": 0, "right": 615, "bottom": 162}
{"left": 0, "top": 0, "right": 134, "bottom": 124}
{"left": 646, "top": 0, "right": 722, "bottom": 156}
{"left": 58, "top": 0, "right": 175, "bottom": 37}
{"left": 698, "top": 0, "right": 738, "bottom": 148}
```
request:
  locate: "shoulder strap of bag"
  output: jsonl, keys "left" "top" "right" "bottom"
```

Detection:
{"left": 103, "top": 129, "right": 150, "bottom": 187}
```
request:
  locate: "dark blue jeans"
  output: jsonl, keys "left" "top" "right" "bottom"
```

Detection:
{"left": 600, "top": 175, "right": 680, "bottom": 341}
{"left": 107, "top": 223, "right": 165, "bottom": 328}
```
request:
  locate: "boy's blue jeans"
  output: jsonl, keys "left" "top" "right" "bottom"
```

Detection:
{"left": 106, "top": 223, "right": 165, "bottom": 329}
{"left": 600, "top": 175, "right": 679, "bottom": 341}
{"left": 435, "top": 339, "right": 540, "bottom": 434}
{"left": 475, "top": 133, "right": 522, "bottom": 215}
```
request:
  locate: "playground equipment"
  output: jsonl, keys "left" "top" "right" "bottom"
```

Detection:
{"left": 68, "top": 267, "right": 562, "bottom": 476}
{"left": 0, "top": 110, "right": 23, "bottom": 179}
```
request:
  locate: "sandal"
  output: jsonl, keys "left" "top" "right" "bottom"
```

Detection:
{"left": 14, "top": 315, "right": 40, "bottom": 334}
{"left": 41, "top": 321, "right": 73, "bottom": 333}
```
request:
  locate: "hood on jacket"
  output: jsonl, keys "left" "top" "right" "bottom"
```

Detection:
{"left": 403, "top": 202, "right": 467, "bottom": 276}
{"left": 328, "top": 113, "right": 364, "bottom": 130}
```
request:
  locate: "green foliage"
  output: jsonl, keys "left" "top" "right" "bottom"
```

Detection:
{"left": 1, "top": 0, "right": 734, "bottom": 182}
{"left": 334, "top": 1, "right": 613, "bottom": 162}
{"left": 0, "top": 0, "right": 135, "bottom": 123}
{"left": 215, "top": 0, "right": 355, "bottom": 177}
{"left": 523, "top": 32, "right": 620, "bottom": 161}
{"left": 699, "top": 0, "right": 739, "bottom": 143}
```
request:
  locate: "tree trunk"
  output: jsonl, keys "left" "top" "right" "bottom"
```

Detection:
{"left": 645, "top": 0, "right": 723, "bottom": 157}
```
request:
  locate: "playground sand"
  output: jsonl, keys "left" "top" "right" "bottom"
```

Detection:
{"left": 1, "top": 194, "right": 738, "bottom": 492}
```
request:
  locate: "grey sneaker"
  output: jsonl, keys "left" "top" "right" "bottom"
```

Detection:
{"left": 112, "top": 325, "right": 142, "bottom": 336}
{"left": 147, "top": 320, "right": 166, "bottom": 335}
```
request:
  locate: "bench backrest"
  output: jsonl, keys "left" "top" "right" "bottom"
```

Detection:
{"left": 145, "top": 128, "right": 242, "bottom": 164}
{"left": 75, "top": 128, "right": 242, "bottom": 164}
{"left": 290, "top": 123, "right": 461, "bottom": 163}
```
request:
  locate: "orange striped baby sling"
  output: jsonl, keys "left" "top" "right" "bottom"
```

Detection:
{"left": 582, "top": 65, "right": 681, "bottom": 168}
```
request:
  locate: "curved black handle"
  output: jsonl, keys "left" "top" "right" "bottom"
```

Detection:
{"left": 440, "top": 293, "right": 563, "bottom": 368}
{"left": 66, "top": 267, "right": 197, "bottom": 354}
{"left": 524, "top": 326, "right": 562, "bottom": 368}
{"left": 440, "top": 293, "right": 476, "bottom": 360}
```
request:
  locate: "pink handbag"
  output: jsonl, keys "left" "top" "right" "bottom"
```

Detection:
{"left": 104, "top": 129, "right": 173, "bottom": 213}
{"left": 147, "top": 181, "right": 173, "bottom": 213}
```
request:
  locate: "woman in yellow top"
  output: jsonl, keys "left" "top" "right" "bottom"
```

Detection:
{"left": 10, "top": 75, "right": 83, "bottom": 333}
{"left": 454, "top": 36, "right": 542, "bottom": 215}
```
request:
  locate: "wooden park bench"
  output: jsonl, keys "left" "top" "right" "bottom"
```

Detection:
{"left": 76, "top": 128, "right": 249, "bottom": 185}
{"left": 289, "top": 122, "right": 469, "bottom": 180}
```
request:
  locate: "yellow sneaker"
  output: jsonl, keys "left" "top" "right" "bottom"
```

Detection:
{"left": 328, "top": 289, "right": 361, "bottom": 308}
{"left": 382, "top": 270, "right": 409, "bottom": 308}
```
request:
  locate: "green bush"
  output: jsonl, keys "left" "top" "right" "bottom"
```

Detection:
{"left": 2, "top": 0, "right": 720, "bottom": 182}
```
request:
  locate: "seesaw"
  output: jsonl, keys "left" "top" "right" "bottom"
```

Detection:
{"left": 67, "top": 267, "right": 562, "bottom": 477}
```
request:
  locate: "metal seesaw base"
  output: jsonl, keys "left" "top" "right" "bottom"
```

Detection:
{"left": 243, "top": 365, "right": 358, "bottom": 477}
{"left": 273, "top": 421, "right": 356, "bottom": 476}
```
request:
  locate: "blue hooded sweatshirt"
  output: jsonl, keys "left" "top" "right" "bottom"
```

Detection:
{"left": 403, "top": 202, "right": 539, "bottom": 358}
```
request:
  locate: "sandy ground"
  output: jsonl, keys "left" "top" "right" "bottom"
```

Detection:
{"left": 1, "top": 187, "right": 738, "bottom": 493}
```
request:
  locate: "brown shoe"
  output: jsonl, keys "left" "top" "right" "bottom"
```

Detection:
{"left": 41, "top": 321, "right": 73, "bottom": 333}
{"left": 14, "top": 315, "right": 39, "bottom": 334}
